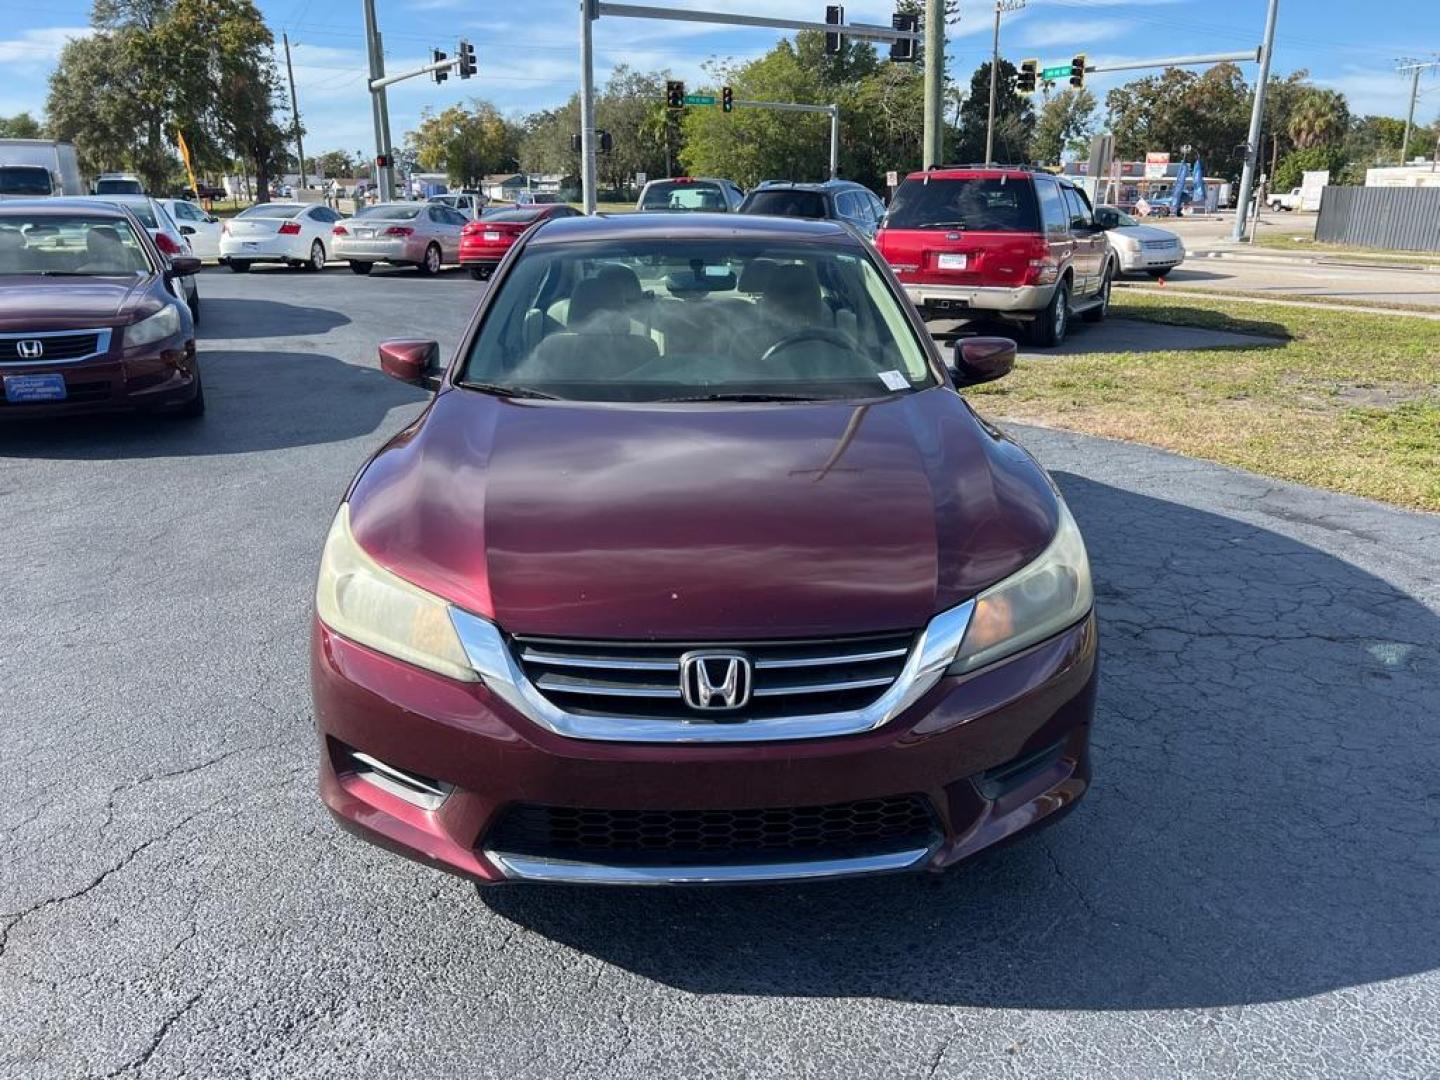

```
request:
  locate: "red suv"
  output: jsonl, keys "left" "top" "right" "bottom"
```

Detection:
{"left": 876, "top": 165, "right": 1115, "bottom": 346}
{"left": 312, "top": 213, "right": 1097, "bottom": 886}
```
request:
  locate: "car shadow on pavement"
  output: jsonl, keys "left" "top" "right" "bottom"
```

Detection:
{"left": 481, "top": 473, "right": 1440, "bottom": 1011}
{"left": 0, "top": 350, "right": 426, "bottom": 459}
{"left": 199, "top": 298, "right": 351, "bottom": 339}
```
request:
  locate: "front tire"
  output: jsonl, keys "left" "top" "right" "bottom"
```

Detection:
{"left": 417, "top": 243, "right": 442, "bottom": 276}
{"left": 348, "top": 261, "right": 372, "bottom": 275}
{"left": 1031, "top": 280, "right": 1070, "bottom": 347}
{"left": 227, "top": 260, "right": 251, "bottom": 274}
{"left": 307, "top": 240, "right": 325, "bottom": 272}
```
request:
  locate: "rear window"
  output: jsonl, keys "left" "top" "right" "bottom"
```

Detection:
{"left": 641, "top": 181, "right": 727, "bottom": 212}
{"left": 884, "top": 177, "right": 1040, "bottom": 232}
{"left": 483, "top": 209, "right": 543, "bottom": 224}
{"left": 94, "top": 178, "right": 143, "bottom": 195}
{"left": 742, "top": 190, "right": 829, "bottom": 218}
{"left": 356, "top": 204, "right": 422, "bottom": 220}
{"left": 0, "top": 167, "right": 52, "bottom": 197}
{"left": 238, "top": 203, "right": 304, "bottom": 219}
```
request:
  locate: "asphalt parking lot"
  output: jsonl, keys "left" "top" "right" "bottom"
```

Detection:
{"left": 3, "top": 265, "right": 1438, "bottom": 1079}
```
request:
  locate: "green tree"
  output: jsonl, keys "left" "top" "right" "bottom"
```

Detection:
{"left": 1287, "top": 88, "right": 1349, "bottom": 150}
{"left": 311, "top": 150, "right": 357, "bottom": 179}
{"left": 47, "top": 33, "right": 166, "bottom": 186}
{"left": 1105, "top": 64, "right": 1250, "bottom": 177}
{"left": 1272, "top": 144, "right": 1346, "bottom": 191}
{"left": 0, "top": 113, "right": 44, "bottom": 139}
{"left": 953, "top": 60, "right": 1034, "bottom": 164}
{"left": 1030, "top": 87, "right": 1096, "bottom": 164}
{"left": 406, "top": 100, "right": 518, "bottom": 187}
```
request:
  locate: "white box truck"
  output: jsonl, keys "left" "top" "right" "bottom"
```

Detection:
{"left": 0, "top": 139, "right": 85, "bottom": 199}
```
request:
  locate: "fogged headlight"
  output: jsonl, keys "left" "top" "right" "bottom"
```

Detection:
{"left": 125, "top": 304, "right": 181, "bottom": 348}
{"left": 947, "top": 500, "right": 1092, "bottom": 676}
{"left": 314, "top": 504, "right": 477, "bottom": 682}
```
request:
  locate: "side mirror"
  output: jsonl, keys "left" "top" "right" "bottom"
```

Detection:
{"left": 167, "top": 255, "right": 202, "bottom": 277}
{"left": 179, "top": 225, "right": 196, "bottom": 236}
{"left": 950, "top": 336, "right": 1016, "bottom": 388}
{"left": 379, "top": 339, "right": 442, "bottom": 390}
{"left": 206, "top": 216, "right": 219, "bottom": 224}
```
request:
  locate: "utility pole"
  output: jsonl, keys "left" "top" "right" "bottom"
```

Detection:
{"left": 985, "top": 0, "right": 1025, "bottom": 167}
{"left": 1230, "top": 0, "right": 1279, "bottom": 242}
{"left": 282, "top": 33, "right": 306, "bottom": 191}
{"left": 362, "top": 0, "right": 395, "bottom": 201}
{"left": 1397, "top": 59, "right": 1440, "bottom": 164}
{"left": 922, "top": 0, "right": 945, "bottom": 168}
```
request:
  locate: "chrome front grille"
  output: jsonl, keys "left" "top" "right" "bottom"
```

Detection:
{"left": 512, "top": 631, "right": 916, "bottom": 722}
{"left": 0, "top": 328, "right": 111, "bottom": 365}
{"left": 1141, "top": 239, "right": 1178, "bottom": 251}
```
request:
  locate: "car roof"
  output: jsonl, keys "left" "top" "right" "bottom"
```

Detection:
{"left": 0, "top": 198, "right": 131, "bottom": 219}
{"left": 528, "top": 211, "right": 856, "bottom": 246}
{"left": 643, "top": 176, "right": 732, "bottom": 186}
{"left": 49, "top": 194, "right": 154, "bottom": 207}
{"left": 754, "top": 179, "right": 869, "bottom": 193}
{"left": 902, "top": 165, "right": 1062, "bottom": 184}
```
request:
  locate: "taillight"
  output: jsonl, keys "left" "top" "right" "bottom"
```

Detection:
{"left": 384, "top": 226, "right": 413, "bottom": 237}
{"left": 332, "top": 224, "right": 348, "bottom": 236}
{"left": 1022, "top": 238, "right": 1060, "bottom": 285}
{"left": 154, "top": 232, "right": 183, "bottom": 255}
{"left": 278, "top": 221, "right": 302, "bottom": 235}
{"left": 461, "top": 221, "right": 482, "bottom": 234}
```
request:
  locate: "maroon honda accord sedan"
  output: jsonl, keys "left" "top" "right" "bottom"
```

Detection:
{"left": 0, "top": 201, "right": 203, "bottom": 417}
{"left": 312, "top": 213, "right": 1096, "bottom": 885}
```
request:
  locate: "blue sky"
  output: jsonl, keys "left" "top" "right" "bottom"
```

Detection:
{"left": 2, "top": 0, "right": 1437, "bottom": 160}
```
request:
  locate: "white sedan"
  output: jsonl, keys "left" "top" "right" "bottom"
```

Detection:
{"left": 219, "top": 202, "right": 347, "bottom": 272}
{"left": 1094, "top": 206, "right": 1186, "bottom": 278}
{"left": 157, "top": 198, "right": 223, "bottom": 260}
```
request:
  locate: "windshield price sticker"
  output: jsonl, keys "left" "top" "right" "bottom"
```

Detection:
{"left": 878, "top": 370, "right": 909, "bottom": 392}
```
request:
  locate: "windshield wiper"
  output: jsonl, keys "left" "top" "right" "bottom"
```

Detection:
{"left": 463, "top": 381, "right": 560, "bottom": 400}
{"left": 663, "top": 392, "right": 817, "bottom": 403}
{"left": 914, "top": 221, "right": 970, "bottom": 229}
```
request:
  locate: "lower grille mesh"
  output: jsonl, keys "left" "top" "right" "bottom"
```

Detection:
{"left": 489, "top": 795, "right": 937, "bottom": 861}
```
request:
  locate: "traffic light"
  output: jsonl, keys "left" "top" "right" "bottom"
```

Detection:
{"left": 666, "top": 80, "right": 685, "bottom": 109}
{"left": 570, "top": 133, "right": 582, "bottom": 153}
{"left": 721, "top": 85, "right": 733, "bottom": 113}
{"left": 431, "top": 48, "right": 448, "bottom": 84}
{"left": 889, "top": 12, "right": 918, "bottom": 62}
{"left": 375, "top": 154, "right": 391, "bottom": 168}
{"left": 1069, "top": 54, "right": 1086, "bottom": 88}
{"left": 1016, "top": 58, "right": 1038, "bottom": 95}
{"left": 457, "top": 39, "right": 476, "bottom": 79}
{"left": 599, "top": 129, "right": 613, "bottom": 153}
{"left": 825, "top": 4, "right": 844, "bottom": 56}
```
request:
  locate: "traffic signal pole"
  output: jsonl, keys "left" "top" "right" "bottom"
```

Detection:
{"left": 1231, "top": 0, "right": 1279, "bottom": 241}
{"left": 579, "top": 2, "right": 919, "bottom": 211}
{"left": 733, "top": 100, "right": 841, "bottom": 178}
{"left": 362, "top": 0, "right": 395, "bottom": 201}
{"left": 922, "top": 0, "right": 943, "bottom": 168}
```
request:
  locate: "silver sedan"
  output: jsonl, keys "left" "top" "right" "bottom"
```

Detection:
{"left": 330, "top": 202, "right": 467, "bottom": 276}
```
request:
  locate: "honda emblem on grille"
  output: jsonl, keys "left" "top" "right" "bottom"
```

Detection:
{"left": 16, "top": 340, "right": 44, "bottom": 360}
{"left": 679, "top": 650, "right": 752, "bottom": 711}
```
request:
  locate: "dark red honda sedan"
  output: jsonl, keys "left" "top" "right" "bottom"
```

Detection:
{"left": 0, "top": 201, "right": 203, "bottom": 417}
{"left": 312, "top": 213, "right": 1096, "bottom": 886}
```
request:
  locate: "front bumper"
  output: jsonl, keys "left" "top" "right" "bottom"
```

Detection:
{"left": 900, "top": 281, "right": 1057, "bottom": 317}
{"left": 312, "top": 612, "right": 1098, "bottom": 885}
{"left": 0, "top": 336, "right": 199, "bottom": 418}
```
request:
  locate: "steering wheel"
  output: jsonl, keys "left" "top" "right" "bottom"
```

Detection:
{"left": 760, "top": 326, "right": 862, "bottom": 363}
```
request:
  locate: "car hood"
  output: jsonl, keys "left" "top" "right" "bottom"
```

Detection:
{"left": 1112, "top": 224, "right": 1181, "bottom": 244}
{"left": 347, "top": 387, "right": 1059, "bottom": 639}
{"left": 0, "top": 275, "right": 156, "bottom": 331}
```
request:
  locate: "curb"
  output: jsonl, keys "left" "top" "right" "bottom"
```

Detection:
{"left": 1187, "top": 249, "right": 1440, "bottom": 273}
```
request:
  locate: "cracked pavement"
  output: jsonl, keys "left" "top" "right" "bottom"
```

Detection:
{"left": 2, "top": 267, "right": 1437, "bottom": 1079}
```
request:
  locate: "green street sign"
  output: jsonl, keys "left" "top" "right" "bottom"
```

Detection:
{"left": 683, "top": 94, "right": 716, "bottom": 106}
{"left": 1041, "top": 65, "right": 1072, "bottom": 79}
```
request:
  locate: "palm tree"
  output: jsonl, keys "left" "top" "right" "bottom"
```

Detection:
{"left": 1287, "top": 89, "right": 1349, "bottom": 150}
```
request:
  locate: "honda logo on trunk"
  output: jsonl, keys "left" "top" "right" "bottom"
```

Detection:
{"left": 679, "top": 650, "right": 752, "bottom": 711}
{"left": 16, "top": 340, "right": 44, "bottom": 359}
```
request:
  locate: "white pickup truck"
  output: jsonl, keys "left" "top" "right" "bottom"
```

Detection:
{"left": 1268, "top": 187, "right": 1303, "bottom": 211}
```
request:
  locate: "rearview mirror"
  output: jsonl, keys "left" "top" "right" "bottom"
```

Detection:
{"left": 167, "top": 255, "right": 202, "bottom": 277}
{"left": 950, "top": 336, "right": 1016, "bottom": 388}
{"left": 379, "top": 339, "right": 442, "bottom": 390}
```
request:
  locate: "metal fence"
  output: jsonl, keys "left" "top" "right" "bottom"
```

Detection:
{"left": 1314, "top": 186, "right": 1440, "bottom": 252}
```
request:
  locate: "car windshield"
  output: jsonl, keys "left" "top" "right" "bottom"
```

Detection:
{"left": 0, "top": 214, "right": 151, "bottom": 276}
{"left": 461, "top": 239, "right": 935, "bottom": 403}
{"left": 744, "top": 190, "right": 829, "bottom": 218}
{"left": 885, "top": 177, "right": 1040, "bottom": 232}
{"left": 356, "top": 204, "right": 422, "bottom": 220}
{"left": 239, "top": 203, "right": 303, "bottom": 219}
{"left": 641, "top": 181, "right": 727, "bottom": 211}
{"left": 0, "top": 167, "right": 52, "bottom": 197}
